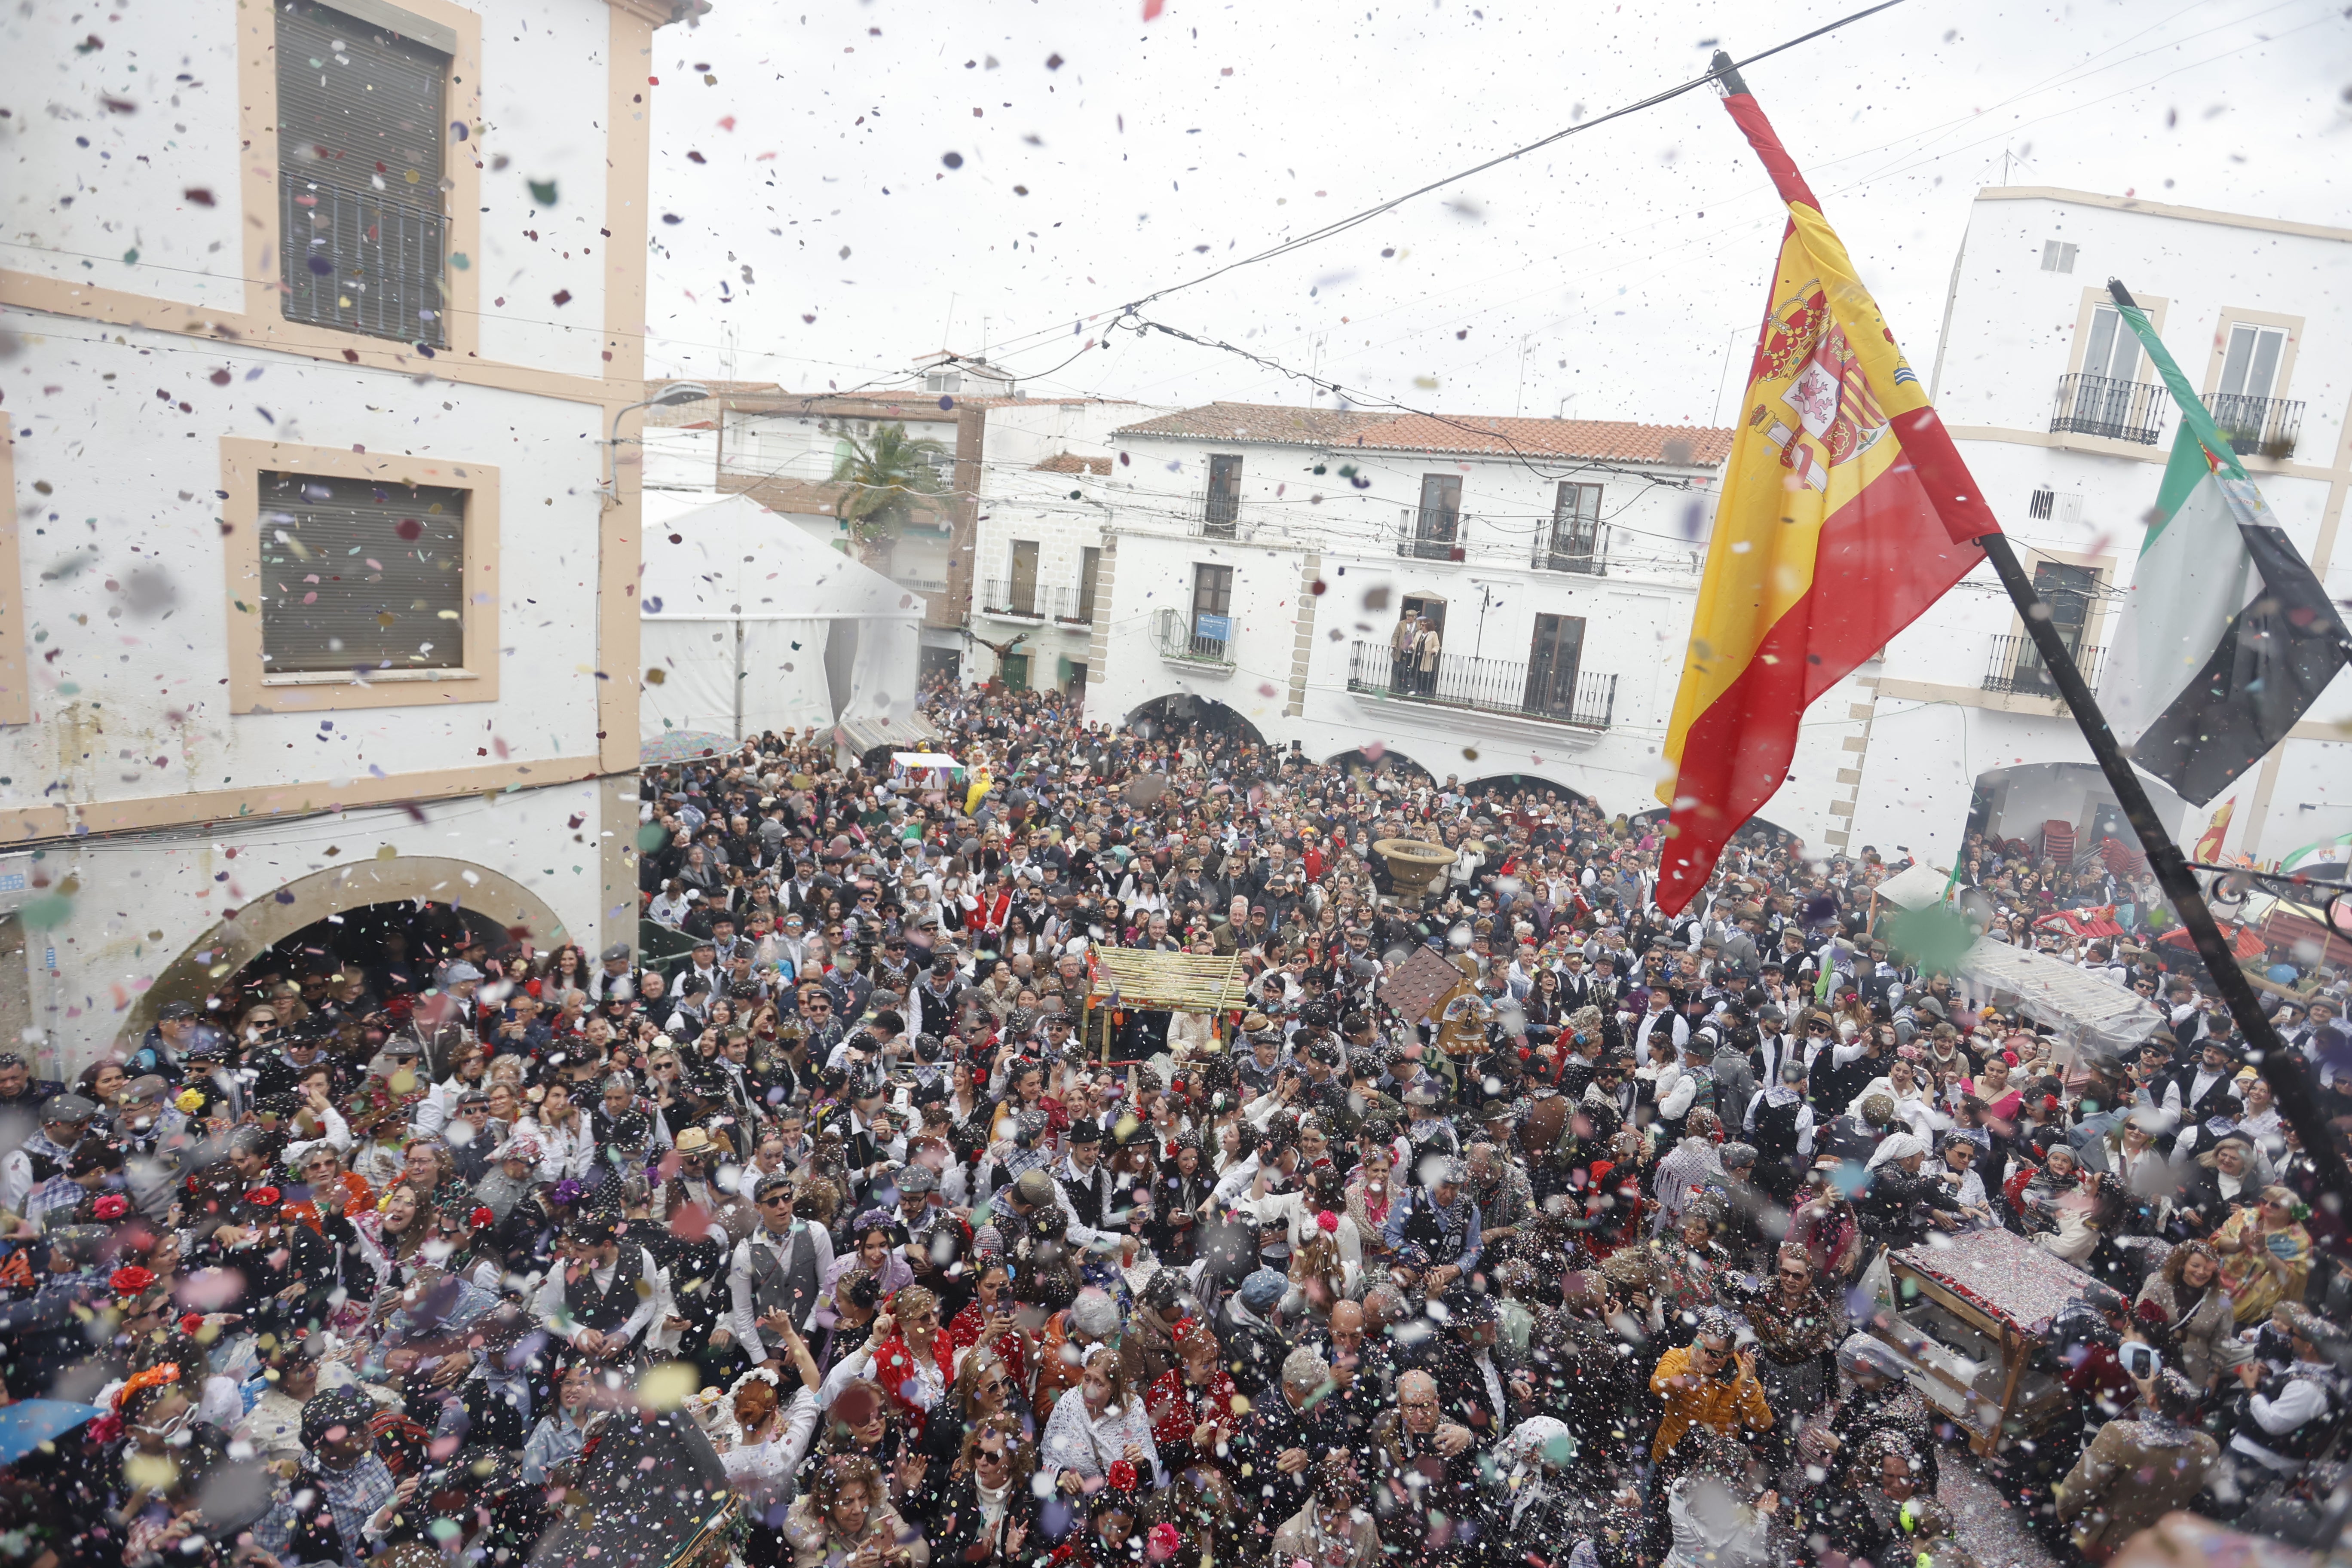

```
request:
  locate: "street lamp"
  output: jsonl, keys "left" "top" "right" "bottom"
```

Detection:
{"left": 602, "top": 380, "right": 710, "bottom": 505}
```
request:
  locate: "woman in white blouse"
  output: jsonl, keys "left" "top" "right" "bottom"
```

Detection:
{"left": 515, "top": 1079, "right": 596, "bottom": 1185}
{"left": 1040, "top": 1343, "right": 1164, "bottom": 1495}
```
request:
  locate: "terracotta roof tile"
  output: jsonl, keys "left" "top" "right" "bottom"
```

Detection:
{"left": 1112, "top": 401, "right": 1393, "bottom": 446}
{"left": 1113, "top": 401, "right": 1733, "bottom": 467}
{"left": 1033, "top": 452, "right": 1114, "bottom": 475}
{"left": 1348, "top": 414, "right": 1734, "bottom": 466}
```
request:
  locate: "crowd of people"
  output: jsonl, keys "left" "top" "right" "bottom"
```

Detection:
{"left": 3, "top": 678, "right": 2351, "bottom": 1568}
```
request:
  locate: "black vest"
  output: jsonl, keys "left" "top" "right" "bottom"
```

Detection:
{"left": 2242, "top": 1369, "right": 2341, "bottom": 1462}
{"left": 1751, "top": 1093, "right": 1805, "bottom": 1161}
{"left": 1062, "top": 1163, "right": 1111, "bottom": 1231}
{"left": 566, "top": 1245, "right": 647, "bottom": 1334}
{"left": 743, "top": 1226, "right": 822, "bottom": 1334}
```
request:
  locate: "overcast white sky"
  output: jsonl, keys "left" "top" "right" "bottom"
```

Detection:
{"left": 640, "top": 0, "right": 2352, "bottom": 427}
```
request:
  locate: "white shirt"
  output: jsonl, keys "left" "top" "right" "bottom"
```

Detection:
{"left": 1039, "top": 1392, "right": 1165, "bottom": 1489}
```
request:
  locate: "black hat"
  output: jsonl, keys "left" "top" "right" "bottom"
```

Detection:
{"left": 1068, "top": 1118, "right": 1103, "bottom": 1145}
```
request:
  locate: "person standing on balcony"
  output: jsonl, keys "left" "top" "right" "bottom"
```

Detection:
{"left": 1391, "top": 611, "right": 1419, "bottom": 694}
{"left": 1414, "top": 616, "right": 1443, "bottom": 698}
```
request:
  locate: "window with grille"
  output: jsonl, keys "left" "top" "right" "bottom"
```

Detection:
{"left": 278, "top": 2, "right": 449, "bottom": 345}
{"left": 1545, "top": 481, "right": 1605, "bottom": 571}
{"left": 2041, "top": 240, "right": 2077, "bottom": 273}
{"left": 259, "top": 470, "right": 466, "bottom": 673}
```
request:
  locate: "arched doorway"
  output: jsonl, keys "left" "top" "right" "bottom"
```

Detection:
{"left": 123, "top": 857, "right": 570, "bottom": 1047}
{"left": 1327, "top": 747, "right": 1434, "bottom": 783}
{"left": 1126, "top": 693, "right": 1269, "bottom": 751}
{"left": 1463, "top": 774, "right": 1593, "bottom": 809}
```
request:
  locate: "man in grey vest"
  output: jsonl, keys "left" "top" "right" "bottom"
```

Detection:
{"left": 726, "top": 1173, "right": 835, "bottom": 1372}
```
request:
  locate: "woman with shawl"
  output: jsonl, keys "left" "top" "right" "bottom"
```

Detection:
{"left": 2211, "top": 1186, "right": 2314, "bottom": 1324}
{"left": 1745, "top": 1244, "right": 1845, "bottom": 1420}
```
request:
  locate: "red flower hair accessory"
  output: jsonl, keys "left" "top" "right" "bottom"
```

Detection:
{"left": 471, "top": 1207, "right": 496, "bottom": 1229}
{"left": 93, "top": 1194, "right": 130, "bottom": 1221}
{"left": 1106, "top": 1459, "right": 1139, "bottom": 1494}
{"left": 243, "top": 1186, "right": 283, "bottom": 1208}
{"left": 110, "top": 1265, "right": 158, "bottom": 1301}
{"left": 1315, "top": 1210, "right": 1340, "bottom": 1234}
{"left": 181, "top": 1314, "right": 206, "bottom": 1336}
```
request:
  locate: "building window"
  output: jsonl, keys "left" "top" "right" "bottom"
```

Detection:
{"left": 1076, "top": 546, "right": 1102, "bottom": 622}
{"left": 276, "top": 2, "right": 450, "bottom": 346}
{"left": 2217, "top": 322, "right": 2288, "bottom": 403}
{"left": 1202, "top": 453, "right": 1243, "bottom": 536}
{"left": 1007, "top": 539, "right": 1040, "bottom": 618}
{"left": 258, "top": 470, "right": 465, "bottom": 672}
{"left": 1525, "top": 613, "right": 1588, "bottom": 719}
{"left": 2079, "top": 304, "right": 2141, "bottom": 383}
{"left": 1191, "top": 564, "right": 1234, "bottom": 658}
{"left": 2027, "top": 488, "right": 2083, "bottom": 524}
{"left": 2041, "top": 240, "right": 2077, "bottom": 273}
{"left": 1410, "top": 473, "right": 1462, "bottom": 559}
{"left": 923, "top": 371, "right": 963, "bottom": 394}
{"left": 1542, "top": 482, "right": 1605, "bottom": 572}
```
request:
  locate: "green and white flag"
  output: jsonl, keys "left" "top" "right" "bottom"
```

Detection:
{"left": 2097, "top": 288, "right": 2349, "bottom": 806}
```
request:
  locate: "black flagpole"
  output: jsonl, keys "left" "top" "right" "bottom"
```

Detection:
{"left": 1971, "top": 513, "right": 2352, "bottom": 1212}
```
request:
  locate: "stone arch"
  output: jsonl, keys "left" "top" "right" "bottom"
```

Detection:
{"left": 120, "top": 856, "right": 570, "bottom": 1048}
{"left": 1124, "top": 693, "right": 1270, "bottom": 751}
{"left": 1327, "top": 747, "right": 1434, "bottom": 783}
{"left": 1462, "top": 773, "right": 1596, "bottom": 809}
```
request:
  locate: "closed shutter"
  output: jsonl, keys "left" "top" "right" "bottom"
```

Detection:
{"left": 258, "top": 470, "right": 465, "bottom": 672}
{"left": 277, "top": 2, "right": 449, "bottom": 346}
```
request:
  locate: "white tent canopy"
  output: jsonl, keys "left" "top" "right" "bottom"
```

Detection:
{"left": 1872, "top": 861, "right": 1958, "bottom": 912}
{"left": 637, "top": 493, "right": 925, "bottom": 744}
{"left": 1952, "top": 937, "right": 2165, "bottom": 1064}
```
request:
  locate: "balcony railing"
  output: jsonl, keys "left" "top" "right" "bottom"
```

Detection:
{"left": 1188, "top": 489, "right": 1243, "bottom": 538}
{"left": 2050, "top": 374, "right": 2166, "bottom": 445}
{"left": 1398, "top": 507, "right": 1464, "bottom": 561}
{"left": 1533, "top": 525, "right": 1608, "bottom": 576}
{"left": 1347, "top": 640, "right": 1615, "bottom": 729}
{"left": 2206, "top": 392, "right": 2303, "bottom": 459}
{"left": 1152, "top": 606, "right": 1234, "bottom": 668}
{"left": 978, "top": 580, "right": 1068, "bottom": 621}
{"left": 1983, "top": 633, "right": 2106, "bottom": 697}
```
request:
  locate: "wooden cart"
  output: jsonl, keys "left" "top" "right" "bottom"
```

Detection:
{"left": 1869, "top": 1227, "right": 2094, "bottom": 1456}
{"left": 1080, "top": 948, "right": 1249, "bottom": 1065}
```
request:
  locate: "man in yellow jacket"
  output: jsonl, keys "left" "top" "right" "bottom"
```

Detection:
{"left": 1648, "top": 1311, "right": 1774, "bottom": 1461}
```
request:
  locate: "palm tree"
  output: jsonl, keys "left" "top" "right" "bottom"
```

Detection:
{"left": 829, "top": 422, "right": 949, "bottom": 570}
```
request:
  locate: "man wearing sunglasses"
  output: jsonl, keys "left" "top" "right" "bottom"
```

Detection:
{"left": 726, "top": 1173, "right": 833, "bottom": 1375}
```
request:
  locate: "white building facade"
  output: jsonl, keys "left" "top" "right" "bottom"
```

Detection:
{"left": 1847, "top": 187, "right": 2352, "bottom": 876}
{"left": 0, "top": 0, "right": 699, "bottom": 1070}
{"left": 1075, "top": 403, "right": 1884, "bottom": 846}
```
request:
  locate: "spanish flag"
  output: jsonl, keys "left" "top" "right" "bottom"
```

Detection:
{"left": 1654, "top": 64, "right": 1999, "bottom": 914}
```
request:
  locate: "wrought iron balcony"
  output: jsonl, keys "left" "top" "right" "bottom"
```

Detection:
{"left": 2050, "top": 374, "right": 2165, "bottom": 445}
{"left": 1347, "top": 641, "right": 1615, "bottom": 728}
{"left": 1152, "top": 606, "right": 1234, "bottom": 668}
{"left": 2205, "top": 392, "right": 2303, "bottom": 459}
{"left": 978, "top": 580, "right": 1068, "bottom": 621}
{"left": 1188, "top": 489, "right": 1243, "bottom": 538}
{"left": 1983, "top": 633, "right": 2105, "bottom": 697}
{"left": 1532, "top": 526, "right": 1608, "bottom": 576}
{"left": 1398, "top": 506, "right": 1464, "bottom": 560}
